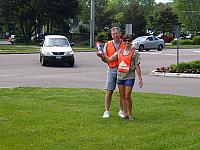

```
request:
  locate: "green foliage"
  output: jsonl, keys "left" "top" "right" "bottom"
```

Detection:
{"left": 95, "top": 32, "right": 108, "bottom": 41}
{"left": 170, "top": 60, "right": 200, "bottom": 73}
{"left": 171, "top": 39, "right": 192, "bottom": 45}
{"left": 79, "top": 24, "right": 89, "bottom": 33}
{"left": 171, "top": 36, "right": 200, "bottom": 45}
{"left": 122, "top": 0, "right": 147, "bottom": 38}
{"left": 0, "top": 87, "right": 200, "bottom": 149}
{"left": 0, "top": 0, "right": 80, "bottom": 43}
{"left": 173, "top": 0, "right": 200, "bottom": 34}
{"left": 192, "top": 36, "right": 200, "bottom": 45}
{"left": 148, "top": 3, "right": 179, "bottom": 34}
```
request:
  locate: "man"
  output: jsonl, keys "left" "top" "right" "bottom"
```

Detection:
{"left": 97, "top": 27, "right": 125, "bottom": 118}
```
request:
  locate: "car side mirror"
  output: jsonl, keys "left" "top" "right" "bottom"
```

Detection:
{"left": 70, "top": 42, "right": 75, "bottom": 46}
{"left": 39, "top": 43, "right": 43, "bottom": 46}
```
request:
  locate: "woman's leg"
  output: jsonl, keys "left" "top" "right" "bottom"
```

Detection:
{"left": 125, "top": 86, "right": 133, "bottom": 118}
{"left": 118, "top": 84, "right": 126, "bottom": 117}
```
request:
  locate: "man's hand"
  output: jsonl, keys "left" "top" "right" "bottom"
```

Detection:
{"left": 96, "top": 51, "right": 103, "bottom": 57}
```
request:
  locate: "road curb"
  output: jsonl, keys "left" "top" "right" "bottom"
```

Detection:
{"left": 151, "top": 70, "right": 200, "bottom": 79}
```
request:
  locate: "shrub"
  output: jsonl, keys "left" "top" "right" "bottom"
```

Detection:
{"left": 171, "top": 39, "right": 192, "bottom": 45}
{"left": 95, "top": 32, "right": 108, "bottom": 42}
{"left": 192, "top": 36, "right": 200, "bottom": 45}
{"left": 169, "top": 60, "right": 200, "bottom": 73}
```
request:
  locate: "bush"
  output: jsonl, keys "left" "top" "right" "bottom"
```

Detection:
{"left": 171, "top": 39, "right": 192, "bottom": 45}
{"left": 95, "top": 32, "right": 108, "bottom": 42}
{"left": 192, "top": 36, "right": 200, "bottom": 45}
{"left": 169, "top": 60, "right": 200, "bottom": 73}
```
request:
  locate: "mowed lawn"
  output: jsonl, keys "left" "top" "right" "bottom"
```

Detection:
{"left": 0, "top": 87, "right": 199, "bottom": 150}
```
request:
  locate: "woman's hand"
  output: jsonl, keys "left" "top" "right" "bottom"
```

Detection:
{"left": 138, "top": 78, "right": 143, "bottom": 88}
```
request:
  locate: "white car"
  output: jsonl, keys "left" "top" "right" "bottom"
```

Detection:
{"left": 132, "top": 36, "right": 165, "bottom": 51}
{"left": 40, "top": 35, "right": 75, "bottom": 67}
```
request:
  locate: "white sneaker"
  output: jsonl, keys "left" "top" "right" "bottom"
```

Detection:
{"left": 118, "top": 110, "right": 125, "bottom": 118}
{"left": 103, "top": 111, "right": 110, "bottom": 118}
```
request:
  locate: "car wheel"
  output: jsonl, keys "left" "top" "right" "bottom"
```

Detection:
{"left": 157, "top": 44, "right": 163, "bottom": 51}
{"left": 139, "top": 45, "right": 144, "bottom": 52}
{"left": 40, "top": 55, "right": 47, "bottom": 66}
{"left": 68, "top": 56, "right": 75, "bottom": 67}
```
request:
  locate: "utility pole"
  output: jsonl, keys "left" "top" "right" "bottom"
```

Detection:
{"left": 90, "top": 0, "right": 95, "bottom": 48}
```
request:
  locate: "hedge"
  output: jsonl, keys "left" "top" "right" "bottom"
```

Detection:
{"left": 192, "top": 36, "right": 200, "bottom": 45}
{"left": 171, "top": 36, "right": 200, "bottom": 45}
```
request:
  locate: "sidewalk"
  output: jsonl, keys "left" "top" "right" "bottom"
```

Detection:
{"left": 151, "top": 70, "right": 200, "bottom": 79}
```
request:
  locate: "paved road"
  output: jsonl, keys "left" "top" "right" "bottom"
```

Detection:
{"left": 0, "top": 39, "right": 11, "bottom": 45}
{"left": 0, "top": 48, "right": 199, "bottom": 97}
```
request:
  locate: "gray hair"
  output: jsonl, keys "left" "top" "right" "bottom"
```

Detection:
{"left": 111, "top": 27, "right": 120, "bottom": 33}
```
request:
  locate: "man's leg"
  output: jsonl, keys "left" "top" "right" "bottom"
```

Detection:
{"left": 103, "top": 69, "right": 117, "bottom": 118}
{"left": 105, "top": 90, "right": 113, "bottom": 111}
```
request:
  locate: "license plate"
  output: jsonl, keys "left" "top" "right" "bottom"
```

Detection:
{"left": 56, "top": 56, "right": 62, "bottom": 59}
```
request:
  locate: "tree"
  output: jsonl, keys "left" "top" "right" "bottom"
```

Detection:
{"left": 0, "top": 0, "right": 80, "bottom": 43}
{"left": 122, "top": 0, "right": 147, "bottom": 38}
{"left": 139, "top": 0, "right": 155, "bottom": 16}
{"left": 148, "top": 3, "right": 179, "bottom": 35}
{"left": 173, "top": 0, "right": 200, "bottom": 34}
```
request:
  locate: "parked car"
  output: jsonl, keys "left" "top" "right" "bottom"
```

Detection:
{"left": 39, "top": 35, "right": 75, "bottom": 67}
{"left": 180, "top": 33, "right": 192, "bottom": 40}
{"left": 132, "top": 36, "right": 165, "bottom": 51}
{"left": 157, "top": 34, "right": 174, "bottom": 43}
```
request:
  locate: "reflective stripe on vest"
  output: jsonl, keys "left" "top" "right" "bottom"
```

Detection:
{"left": 118, "top": 48, "right": 135, "bottom": 73}
{"left": 107, "top": 41, "right": 125, "bottom": 68}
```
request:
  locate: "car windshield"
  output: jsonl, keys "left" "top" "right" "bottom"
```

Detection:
{"left": 133, "top": 36, "right": 147, "bottom": 41}
{"left": 45, "top": 38, "right": 69, "bottom": 47}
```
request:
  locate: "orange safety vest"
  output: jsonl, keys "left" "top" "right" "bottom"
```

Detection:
{"left": 118, "top": 48, "right": 135, "bottom": 73}
{"left": 107, "top": 41, "right": 125, "bottom": 68}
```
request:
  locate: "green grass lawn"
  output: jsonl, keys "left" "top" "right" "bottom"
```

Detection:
{"left": 0, "top": 87, "right": 199, "bottom": 150}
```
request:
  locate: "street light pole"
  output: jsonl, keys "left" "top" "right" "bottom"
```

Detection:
{"left": 90, "top": 0, "right": 95, "bottom": 48}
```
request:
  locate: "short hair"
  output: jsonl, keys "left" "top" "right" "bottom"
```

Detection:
{"left": 122, "top": 34, "right": 132, "bottom": 42}
{"left": 111, "top": 27, "right": 121, "bottom": 33}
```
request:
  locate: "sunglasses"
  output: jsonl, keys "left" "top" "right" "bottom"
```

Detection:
{"left": 123, "top": 39, "right": 131, "bottom": 42}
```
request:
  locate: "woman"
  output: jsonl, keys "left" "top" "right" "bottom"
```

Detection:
{"left": 103, "top": 34, "right": 143, "bottom": 120}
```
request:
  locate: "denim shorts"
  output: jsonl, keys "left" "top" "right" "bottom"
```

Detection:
{"left": 105, "top": 70, "right": 117, "bottom": 90}
{"left": 117, "top": 79, "right": 135, "bottom": 87}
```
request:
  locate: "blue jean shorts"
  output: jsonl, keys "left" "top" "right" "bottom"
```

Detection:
{"left": 105, "top": 70, "right": 117, "bottom": 90}
{"left": 117, "top": 79, "right": 135, "bottom": 87}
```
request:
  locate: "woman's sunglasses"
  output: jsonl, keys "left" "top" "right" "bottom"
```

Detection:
{"left": 123, "top": 39, "right": 132, "bottom": 42}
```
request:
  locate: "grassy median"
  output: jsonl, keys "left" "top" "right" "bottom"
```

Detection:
{"left": 1, "top": 44, "right": 200, "bottom": 54}
{"left": 0, "top": 87, "right": 199, "bottom": 150}
{"left": 0, "top": 45, "right": 95, "bottom": 53}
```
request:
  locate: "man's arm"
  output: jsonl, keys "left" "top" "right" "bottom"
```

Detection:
{"left": 96, "top": 42, "right": 108, "bottom": 63}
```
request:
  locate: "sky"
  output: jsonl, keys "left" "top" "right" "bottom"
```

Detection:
{"left": 155, "top": 0, "right": 172, "bottom": 3}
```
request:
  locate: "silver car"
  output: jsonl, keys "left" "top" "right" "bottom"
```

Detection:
{"left": 132, "top": 36, "right": 165, "bottom": 51}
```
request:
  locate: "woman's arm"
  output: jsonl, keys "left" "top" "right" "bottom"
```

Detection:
{"left": 135, "top": 63, "right": 143, "bottom": 88}
{"left": 103, "top": 51, "right": 118, "bottom": 62}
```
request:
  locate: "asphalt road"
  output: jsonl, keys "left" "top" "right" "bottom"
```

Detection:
{"left": 0, "top": 48, "right": 199, "bottom": 97}
{"left": 0, "top": 40, "right": 11, "bottom": 45}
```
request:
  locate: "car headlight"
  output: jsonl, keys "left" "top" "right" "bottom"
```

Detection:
{"left": 43, "top": 51, "right": 51, "bottom": 56}
{"left": 64, "top": 51, "right": 74, "bottom": 55}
